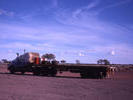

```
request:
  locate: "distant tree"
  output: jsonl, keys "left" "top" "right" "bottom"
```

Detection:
{"left": 103, "top": 59, "right": 110, "bottom": 65}
{"left": 97, "top": 59, "right": 110, "bottom": 65}
{"left": 60, "top": 60, "right": 66, "bottom": 64}
{"left": 76, "top": 60, "right": 80, "bottom": 64}
{"left": 42, "top": 53, "right": 55, "bottom": 61}
{"left": 52, "top": 60, "right": 59, "bottom": 65}
{"left": 1, "top": 59, "right": 9, "bottom": 63}
{"left": 97, "top": 59, "right": 103, "bottom": 64}
{"left": 16, "top": 53, "right": 19, "bottom": 57}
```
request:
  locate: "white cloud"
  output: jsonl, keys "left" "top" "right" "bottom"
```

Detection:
{"left": 0, "top": 41, "right": 133, "bottom": 63}
{"left": 90, "top": 44, "right": 133, "bottom": 64}
{"left": 73, "top": 0, "right": 99, "bottom": 18}
{"left": 0, "top": 23, "right": 105, "bottom": 47}
{"left": 55, "top": 0, "right": 133, "bottom": 45}
{"left": 98, "top": 0, "right": 131, "bottom": 13}
{"left": 72, "top": 0, "right": 131, "bottom": 18}
{"left": 111, "top": 50, "right": 115, "bottom": 56}
{"left": 79, "top": 52, "right": 85, "bottom": 56}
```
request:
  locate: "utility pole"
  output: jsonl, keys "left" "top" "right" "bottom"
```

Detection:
{"left": 24, "top": 49, "right": 26, "bottom": 54}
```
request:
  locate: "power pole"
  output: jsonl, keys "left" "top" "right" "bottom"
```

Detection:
{"left": 24, "top": 49, "right": 26, "bottom": 54}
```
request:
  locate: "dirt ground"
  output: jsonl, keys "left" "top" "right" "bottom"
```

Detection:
{"left": 0, "top": 65, "right": 133, "bottom": 100}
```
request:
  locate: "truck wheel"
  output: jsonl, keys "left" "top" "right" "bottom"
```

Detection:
{"left": 100, "top": 72, "right": 104, "bottom": 79}
{"left": 33, "top": 70, "right": 40, "bottom": 76}
{"left": 32, "top": 67, "right": 40, "bottom": 76}
{"left": 42, "top": 72, "right": 48, "bottom": 76}
{"left": 9, "top": 66, "right": 15, "bottom": 74}
{"left": 80, "top": 72, "right": 88, "bottom": 78}
{"left": 33, "top": 71, "right": 39, "bottom": 75}
{"left": 10, "top": 70, "right": 14, "bottom": 74}
{"left": 50, "top": 72, "right": 57, "bottom": 77}
{"left": 21, "top": 71, "right": 25, "bottom": 75}
{"left": 50, "top": 68, "right": 57, "bottom": 77}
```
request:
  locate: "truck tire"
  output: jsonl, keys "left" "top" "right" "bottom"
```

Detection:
{"left": 42, "top": 73, "right": 48, "bottom": 76}
{"left": 33, "top": 71, "right": 40, "bottom": 75}
{"left": 9, "top": 66, "right": 15, "bottom": 74}
{"left": 21, "top": 71, "right": 25, "bottom": 75}
{"left": 80, "top": 72, "right": 88, "bottom": 78}
{"left": 50, "top": 72, "right": 57, "bottom": 77}
{"left": 10, "top": 70, "right": 15, "bottom": 74}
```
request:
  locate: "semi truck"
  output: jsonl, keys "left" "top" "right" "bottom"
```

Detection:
{"left": 8, "top": 52, "right": 108, "bottom": 78}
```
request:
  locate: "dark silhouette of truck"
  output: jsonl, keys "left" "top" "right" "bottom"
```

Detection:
{"left": 8, "top": 52, "right": 108, "bottom": 79}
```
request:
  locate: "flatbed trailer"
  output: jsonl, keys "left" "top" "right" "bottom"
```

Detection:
{"left": 31, "top": 63, "right": 108, "bottom": 78}
{"left": 7, "top": 52, "right": 108, "bottom": 79}
{"left": 8, "top": 63, "right": 108, "bottom": 79}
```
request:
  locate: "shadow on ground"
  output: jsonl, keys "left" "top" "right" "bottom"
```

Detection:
{"left": 0, "top": 72, "right": 103, "bottom": 79}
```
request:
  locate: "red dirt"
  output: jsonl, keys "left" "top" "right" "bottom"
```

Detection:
{"left": 0, "top": 65, "right": 133, "bottom": 100}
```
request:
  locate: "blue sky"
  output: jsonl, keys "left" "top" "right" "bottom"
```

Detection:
{"left": 0, "top": 0, "right": 133, "bottom": 64}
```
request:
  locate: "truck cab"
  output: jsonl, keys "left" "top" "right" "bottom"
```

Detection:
{"left": 8, "top": 52, "right": 40, "bottom": 74}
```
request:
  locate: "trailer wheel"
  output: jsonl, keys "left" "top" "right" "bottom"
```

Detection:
{"left": 99, "top": 72, "right": 103, "bottom": 79}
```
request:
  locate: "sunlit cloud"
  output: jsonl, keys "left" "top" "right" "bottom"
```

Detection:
{"left": 79, "top": 52, "right": 85, "bottom": 57}
{"left": 73, "top": 0, "right": 99, "bottom": 18}
{"left": 111, "top": 50, "right": 115, "bottom": 56}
